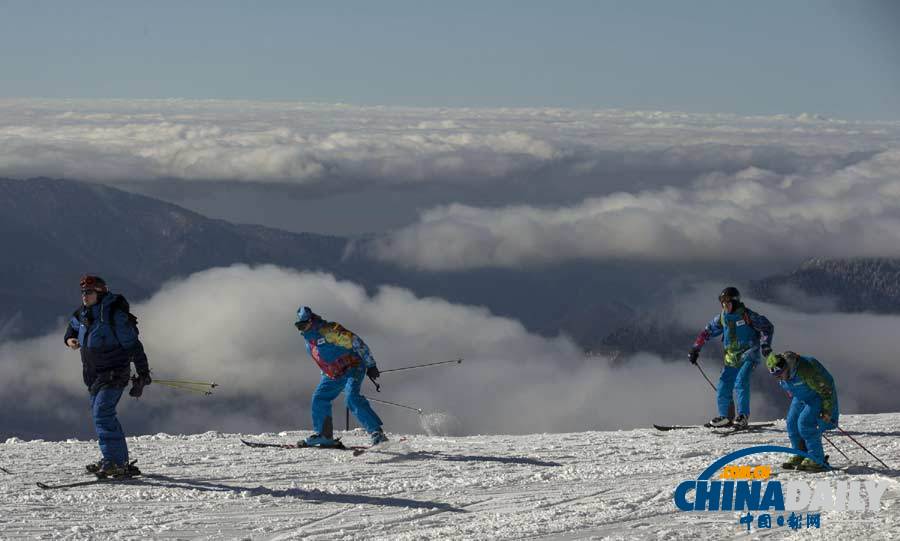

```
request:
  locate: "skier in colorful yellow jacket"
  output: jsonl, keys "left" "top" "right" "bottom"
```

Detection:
{"left": 294, "top": 306, "right": 387, "bottom": 447}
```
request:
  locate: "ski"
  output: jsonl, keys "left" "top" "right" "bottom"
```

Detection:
{"left": 653, "top": 424, "right": 699, "bottom": 431}
{"left": 241, "top": 437, "right": 405, "bottom": 456}
{"left": 240, "top": 438, "right": 367, "bottom": 452}
{"left": 712, "top": 422, "right": 776, "bottom": 437}
{"left": 653, "top": 422, "right": 775, "bottom": 432}
{"left": 36, "top": 477, "right": 142, "bottom": 490}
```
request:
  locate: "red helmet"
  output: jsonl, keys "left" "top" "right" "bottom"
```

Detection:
{"left": 79, "top": 275, "right": 108, "bottom": 293}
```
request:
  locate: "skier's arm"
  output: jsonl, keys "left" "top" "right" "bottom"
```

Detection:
{"left": 692, "top": 315, "right": 724, "bottom": 350}
{"left": 64, "top": 317, "right": 78, "bottom": 345}
{"left": 747, "top": 310, "right": 774, "bottom": 349}
{"left": 351, "top": 335, "right": 376, "bottom": 368}
{"left": 113, "top": 310, "right": 150, "bottom": 375}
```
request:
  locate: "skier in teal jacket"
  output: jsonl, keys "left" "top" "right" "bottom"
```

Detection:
{"left": 767, "top": 351, "right": 839, "bottom": 472}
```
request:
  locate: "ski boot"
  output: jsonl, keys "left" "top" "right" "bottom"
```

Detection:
{"left": 124, "top": 461, "right": 142, "bottom": 477}
{"left": 781, "top": 455, "right": 805, "bottom": 470}
{"left": 733, "top": 414, "right": 750, "bottom": 430}
{"left": 796, "top": 457, "right": 830, "bottom": 473}
{"left": 706, "top": 416, "right": 732, "bottom": 428}
{"left": 94, "top": 459, "right": 140, "bottom": 479}
{"left": 369, "top": 430, "right": 389, "bottom": 446}
{"left": 301, "top": 433, "right": 343, "bottom": 448}
{"left": 85, "top": 459, "right": 104, "bottom": 474}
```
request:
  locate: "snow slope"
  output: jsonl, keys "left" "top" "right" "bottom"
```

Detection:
{"left": 1, "top": 413, "right": 898, "bottom": 540}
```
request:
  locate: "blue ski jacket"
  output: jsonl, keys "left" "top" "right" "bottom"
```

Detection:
{"left": 64, "top": 293, "right": 149, "bottom": 389}
{"left": 693, "top": 304, "right": 774, "bottom": 367}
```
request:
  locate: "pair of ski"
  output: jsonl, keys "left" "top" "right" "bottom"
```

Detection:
{"left": 653, "top": 422, "right": 775, "bottom": 437}
{"left": 240, "top": 437, "right": 401, "bottom": 456}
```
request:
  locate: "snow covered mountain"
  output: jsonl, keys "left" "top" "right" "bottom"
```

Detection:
{"left": 749, "top": 257, "right": 900, "bottom": 314}
{"left": 2, "top": 413, "right": 897, "bottom": 539}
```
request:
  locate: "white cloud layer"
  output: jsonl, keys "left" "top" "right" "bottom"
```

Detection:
{"left": 1, "top": 98, "right": 897, "bottom": 187}
{"left": 370, "top": 149, "right": 900, "bottom": 269}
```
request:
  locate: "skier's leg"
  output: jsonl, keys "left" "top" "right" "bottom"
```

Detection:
{"left": 91, "top": 387, "right": 128, "bottom": 465}
{"left": 733, "top": 352, "right": 759, "bottom": 416}
{"left": 717, "top": 366, "right": 738, "bottom": 417}
{"left": 311, "top": 374, "right": 345, "bottom": 439}
{"left": 344, "top": 366, "right": 383, "bottom": 433}
{"left": 798, "top": 402, "right": 826, "bottom": 463}
{"left": 785, "top": 397, "right": 804, "bottom": 450}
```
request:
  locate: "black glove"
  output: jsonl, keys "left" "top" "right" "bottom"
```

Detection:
{"left": 688, "top": 348, "right": 700, "bottom": 365}
{"left": 129, "top": 372, "right": 152, "bottom": 398}
{"left": 366, "top": 365, "right": 380, "bottom": 380}
{"left": 761, "top": 344, "right": 772, "bottom": 358}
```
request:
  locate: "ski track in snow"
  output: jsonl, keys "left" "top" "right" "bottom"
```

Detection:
{"left": 1, "top": 413, "right": 898, "bottom": 540}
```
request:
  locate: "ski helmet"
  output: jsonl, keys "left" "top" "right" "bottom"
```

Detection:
{"left": 718, "top": 286, "right": 741, "bottom": 304}
{"left": 295, "top": 306, "right": 317, "bottom": 326}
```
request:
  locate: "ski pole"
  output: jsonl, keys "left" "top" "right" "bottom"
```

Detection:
{"left": 695, "top": 362, "right": 717, "bottom": 392}
{"left": 155, "top": 379, "right": 218, "bottom": 388}
{"left": 367, "top": 397, "right": 423, "bottom": 414}
{"left": 836, "top": 425, "right": 890, "bottom": 469}
{"left": 0, "top": 466, "right": 10, "bottom": 474}
{"left": 380, "top": 358, "right": 463, "bottom": 374}
{"left": 822, "top": 433, "right": 851, "bottom": 463}
{"left": 697, "top": 361, "right": 736, "bottom": 420}
{"left": 155, "top": 380, "right": 216, "bottom": 396}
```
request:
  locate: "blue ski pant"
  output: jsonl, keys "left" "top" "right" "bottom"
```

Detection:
{"left": 717, "top": 350, "right": 759, "bottom": 417}
{"left": 90, "top": 387, "right": 129, "bottom": 465}
{"left": 312, "top": 366, "right": 383, "bottom": 435}
{"left": 786, "top": 396, "right": 837, "bottom": 464}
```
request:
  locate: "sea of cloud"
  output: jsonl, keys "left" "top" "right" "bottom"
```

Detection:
{"left": 2, "top": 98, "right": 896, "bottom": 188}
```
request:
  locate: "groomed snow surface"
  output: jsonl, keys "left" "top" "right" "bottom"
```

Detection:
{"left": 1, "top": 413, "right": 898, "bottom": 540}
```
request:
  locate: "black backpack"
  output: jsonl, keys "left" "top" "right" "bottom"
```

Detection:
{"left": 109, "top": 295, "right": 140, "bottom": 335}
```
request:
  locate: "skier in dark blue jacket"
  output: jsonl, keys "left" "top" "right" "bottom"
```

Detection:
{"left": 64, "top": 275, "right": 151, "bottom": 478}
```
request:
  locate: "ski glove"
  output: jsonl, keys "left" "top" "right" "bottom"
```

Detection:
{"left": 760, "top": 344, "right": 772, "bottom": 358}
{"left": 129, "top": 372, "right": 152, "bottom": 398}
{"left": 820, "top": 411, "right": 832, "bottom": 424}
{"left": 688, "top": 348, "right": 700, "bottom": 365}
{"left": 366, "top": 365, "right": 380, "bottom": 380}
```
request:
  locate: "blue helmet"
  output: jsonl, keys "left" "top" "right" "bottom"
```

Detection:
{"left": 296, "top": 306, "right": 316, "bottom": 325}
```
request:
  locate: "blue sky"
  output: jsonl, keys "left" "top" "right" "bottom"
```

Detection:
{"left": 1, "top": 0, "right": 899, "bottom": 119}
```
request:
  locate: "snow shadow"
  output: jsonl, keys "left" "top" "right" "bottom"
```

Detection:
{"left": 841, "top": 465, "right": 900, "bottom": 478}
{"left": 831, "top": 430, "right": 900, "bottom": 438}
{"left": 369, "top": 450, "right": 561, "bottom": 467}
{"left": 139, "top": 474, "right": 466, "bottom": 511}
